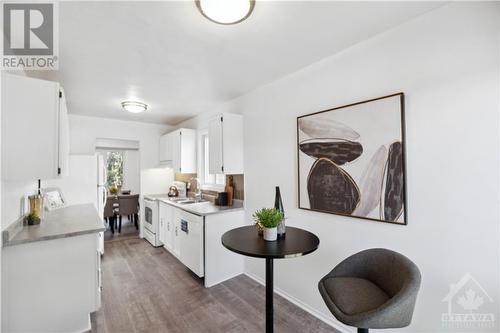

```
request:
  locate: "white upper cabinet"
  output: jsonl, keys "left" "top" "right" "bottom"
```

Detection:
{"left": 160, "top": 128, "right": 196, "bottom": 173}
{"left": 171, "top": 129, "right": 182, "bottom": 171}
{"left": 1, "top": 74, "right": 70, "bottom": 181}
{"left": 208, "top": 113, "right": 243, "bottom": 174}
{"left": 177, "top": 128, "right": 196, "bottom": 173}
{"left": 208, "top": 116, "right": 223, "bottom": 174}
{"left": 58, "top": 88, "right": 70, "bottom": 178}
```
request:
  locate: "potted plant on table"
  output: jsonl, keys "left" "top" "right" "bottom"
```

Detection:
{"left": 253, "top": 208, "right": 284, "bottom": 241}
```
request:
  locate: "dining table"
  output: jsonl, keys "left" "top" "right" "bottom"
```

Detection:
{"left": 221, "top": 226, "right": 320, "bottom": 333}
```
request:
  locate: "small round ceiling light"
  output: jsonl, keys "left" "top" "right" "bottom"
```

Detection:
{"left": 196, "top": 0, "right": 255, "bottom": 25}
{"left": 121, "top": 101, "right": 148, "bottom": 113}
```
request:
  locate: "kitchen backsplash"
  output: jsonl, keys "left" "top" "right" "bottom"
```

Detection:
{"left": 228, "top": 174, "right": 244, "bottom": 200}
{"left": 174, "top": 173, "right": 244, "bottom": 200}
{"left": 174, "top": 173, "right": 197, "bottom": 184}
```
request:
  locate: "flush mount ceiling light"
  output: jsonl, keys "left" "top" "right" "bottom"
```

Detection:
{"left": 121, "top": 101, "right": 148, "bottom": 113}
{"left": 196, "top": 0, "right": 255, "bottom": 25}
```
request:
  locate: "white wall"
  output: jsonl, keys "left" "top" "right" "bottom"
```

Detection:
{"left": 174, "top": 109, "right": 220, "bottom": 131}
{"left": 201, "top": 3, "right": 498, "bottom": 332}
{"left": 123, "top": 150, "right": 140, "bottom": 194}
{"left": 69, "top": 114, "right": 171, "bottom": 170}
{"left": 1, "top": 181, "right": 38, "bottom": 230}
{"left": 69, "top": 115, "right": 175, "bottom": 237}
{"left": 69, "top": 114, "right": 176, "bottom": 192}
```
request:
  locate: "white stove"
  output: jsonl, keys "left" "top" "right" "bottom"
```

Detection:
{"left": 143, "top": 196, "right": 162, "bottom": 247}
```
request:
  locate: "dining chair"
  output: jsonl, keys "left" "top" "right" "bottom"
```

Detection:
{"left": 104, "top": 197, "right": 119, "bottom": 234}
{"left": 117, "top": 194, "right": 140, "bottom": 233}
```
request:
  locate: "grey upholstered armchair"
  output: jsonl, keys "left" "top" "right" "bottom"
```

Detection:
{"left": 318, "top": 248, "right": 421, "bottom": 333}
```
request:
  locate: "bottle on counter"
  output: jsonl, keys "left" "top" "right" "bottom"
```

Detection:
{"left": 274, "top": 186, "right": 285, "bottom": 238}
{"left": 225, "top": 175, "right": 234, "bottom": 206}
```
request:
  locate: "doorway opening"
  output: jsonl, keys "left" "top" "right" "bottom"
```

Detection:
{"left": 96, "top": 138, "right": 140, "bottom": 242}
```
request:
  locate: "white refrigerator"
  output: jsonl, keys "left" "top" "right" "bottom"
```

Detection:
{"left": 45, "top": 154, "right": 107, "bottom": 254}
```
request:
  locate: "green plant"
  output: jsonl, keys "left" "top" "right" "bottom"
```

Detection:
{"left": 252, "top": 208, "right": 283, "bottom": 229}
{"left": 26, "top": 212, "right": 41, "bottom": 225}
{"left": 106, "top": 151, "right": 123, "bottom": 188}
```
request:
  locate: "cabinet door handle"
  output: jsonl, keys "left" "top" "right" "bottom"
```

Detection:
{"left": 175, "top": 226, "right": 178, "bottom": 236}
{"left": 167, "top": 221, "right": 170, "bottom": 231}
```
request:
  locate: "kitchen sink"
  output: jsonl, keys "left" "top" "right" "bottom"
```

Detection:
{"left": 175, "top": 199, "right": 208, "bottom": 205}
{"left": 178, "top": 200, "right": 196, "bottom": 204}
{"left": 169, "top": 197, "right": 187, "bottom": 202}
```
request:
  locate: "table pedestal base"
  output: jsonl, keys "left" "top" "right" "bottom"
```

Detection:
{"left": 266, "top": 258, "right": 273, "bottom": 333}
{"left": 221, "top": 226, "right": 319, "bottom": 333}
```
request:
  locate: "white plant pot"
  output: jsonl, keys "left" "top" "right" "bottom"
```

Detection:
{"left": 263, "top": 227, "right": 277, "bottom": 241}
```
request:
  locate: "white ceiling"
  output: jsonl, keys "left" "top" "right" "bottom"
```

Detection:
{"left": 31, "top": 1, "right": 443, "bottom": 125}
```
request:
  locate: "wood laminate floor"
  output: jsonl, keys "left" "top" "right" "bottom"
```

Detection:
{"left": 104, "top": 217, "right": 139, "bottom": 242}
{"left": 92, "top": 236, "right": 337, "bottom": 333}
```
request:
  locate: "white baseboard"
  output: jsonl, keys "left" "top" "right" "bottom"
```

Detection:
{"left": 205, "top": 270, "right": 244, "bottom": 288}
{"left": 244, "top": 272, "right": 355, "bottom": 333}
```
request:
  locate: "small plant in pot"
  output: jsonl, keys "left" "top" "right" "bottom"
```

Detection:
{"left": 253, "top": 208, "right": 284, "bottom": 241}
{"left": 26, "top": 212, "right": 41, "bottom": 226}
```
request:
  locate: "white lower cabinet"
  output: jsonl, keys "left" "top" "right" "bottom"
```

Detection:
{"left": 159, "top": 201, "right": 175, "bottom": 250}
{"left": 179, "top": 210, "right": 204, "bottom": 277}
{"left": 172, "top": 208, "right": 181, "bottom": 257}
{"left": 2, "top": 233, "right": 101, "bottom": 333}
{"left": 157, "top": 200, "right": 244, "bottom": 287}
{"left": 204, "top": 210, "right": 245, "bottom": 287}
{"left": 158, "top": 202, "right": 167, "bottom": 245}
{"left": 164, "top": 204, "right": 174, "bottom": 250}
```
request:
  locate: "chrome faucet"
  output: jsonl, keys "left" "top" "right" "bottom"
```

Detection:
{"left": 189, "top": 177, "right": 202, "bottom": 201}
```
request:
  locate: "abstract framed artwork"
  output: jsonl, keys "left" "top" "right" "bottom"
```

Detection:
{"left": 297, "top": 93, "right": 407, "bottom": 225}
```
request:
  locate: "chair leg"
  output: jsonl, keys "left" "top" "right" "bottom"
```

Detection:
{"left": 110, "top": 217, "right": 115, "bottom": 234}
{"left": 119, "top": 216, "right": 122, "bottom": 233}
{"left": 358, "top": 329, "right": 369, "bottom": 333}
{"left": 134, "top": 213, "right": 139, "bottom": 230}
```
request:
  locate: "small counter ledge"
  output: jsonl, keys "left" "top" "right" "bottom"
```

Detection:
{"left": 2, "top": 204, "right": 105, "bottom": 247}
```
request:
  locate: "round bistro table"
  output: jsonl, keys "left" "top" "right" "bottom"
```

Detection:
{"left": 221, "top": 226, "right": 320, "bottom": 333}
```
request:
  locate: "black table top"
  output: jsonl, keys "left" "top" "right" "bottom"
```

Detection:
{"left": 222, "top": 226, "right": 320, "bottom": 259}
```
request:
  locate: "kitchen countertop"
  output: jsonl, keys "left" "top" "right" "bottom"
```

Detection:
{"left": 144, "top": 194, "right": 244, "bottom": 216}
{"left": 2, "top": 204, "right": 105, "bottom": 247}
